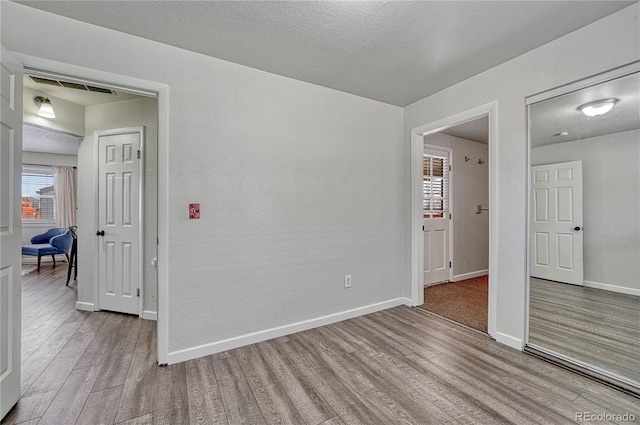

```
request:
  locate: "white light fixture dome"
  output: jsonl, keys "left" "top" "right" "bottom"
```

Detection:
{"left": 578, "top": 98, "right": 617, "bottom": 117}
{"left": 34, "top": 96, "right": 56, "bottom": 119}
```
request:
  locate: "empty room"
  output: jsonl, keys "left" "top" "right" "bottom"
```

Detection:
{"left": 1, "top": 1, "right": 639, "bottom": 424}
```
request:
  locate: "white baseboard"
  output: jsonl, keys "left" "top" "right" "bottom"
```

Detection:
{"left": 453, "top": 269, "right": 488, "bottom": 282}
{"left": 167, "top": 297, "right": 409, "bottom": 365}
{"left": 493, "top": 331, "right": 523, "bottom": 350}
{"left": 583, "top": 280, "right": 640, "bottom": 297}
{"left": 75, "top": 301, "right": 96, "bottom": 312}
{"left": 142, "top": 310, "right": 157, "bottom": 321}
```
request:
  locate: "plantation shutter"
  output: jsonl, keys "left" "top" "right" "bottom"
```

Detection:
{"left": 423, "top": 152, "right": 449, "bottom": 218}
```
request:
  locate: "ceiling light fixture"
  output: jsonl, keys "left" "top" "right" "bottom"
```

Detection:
{"left": 578, "top": 98, "right": 617, "bottom": 117}
{"left": 34, "top": 96, "right": 56, "bottom": 118}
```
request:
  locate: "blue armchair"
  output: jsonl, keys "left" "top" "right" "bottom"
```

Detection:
{"left": 22, "top": 228, "right": 73, "bottom": 272}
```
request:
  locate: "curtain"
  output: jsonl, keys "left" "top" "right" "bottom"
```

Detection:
{"left": 53, "top": 166, "right": 76, "bottom": 228}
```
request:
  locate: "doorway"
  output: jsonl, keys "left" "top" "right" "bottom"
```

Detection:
{"left": 410, "top": 102, "right": 497, "bottom": 337}
{"left": 418, "top": 119, "right": 489, "bottom": 332}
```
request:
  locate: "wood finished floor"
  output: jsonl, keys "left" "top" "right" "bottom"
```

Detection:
{"left": 529, "top": 278, "right": 640, "bottom": 386}
{"left": 3, "top": 267, "right": 639, "bottom": 425}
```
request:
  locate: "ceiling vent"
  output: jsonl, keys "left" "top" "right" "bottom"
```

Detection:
{"left": 29, "top": 76, "right": 116, "bottom": 95}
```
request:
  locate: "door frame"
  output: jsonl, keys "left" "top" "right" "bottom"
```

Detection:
{"left": 423, "top": 144, "right": 454, "bottom": 285}
{"left": 13, "top": 51, "right": 170, "bottom": 365}
{"left": 410, "top": 101, "right": 498, "bottom": 337}
{"left": 94, "top": 126, "right": 145, "bottom": 316}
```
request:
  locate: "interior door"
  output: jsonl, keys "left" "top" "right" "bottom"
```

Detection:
{"left": 423, "top": 148, "right": 450, "bottom": 285}
{"left": 1, "top": 46, "right": 23, "bottom": 419}
{"left": 531, "top": 161, "right": 584, "bottom": 285}
{"left": 97, "top": 128, "right": 142, "bottom": 315}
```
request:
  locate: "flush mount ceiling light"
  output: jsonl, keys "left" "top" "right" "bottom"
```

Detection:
{"left": 578, "top": 98, "right": 618, "bottom": 117}
{"left": 34, "top": 96, "right": 56, "bottom": 119}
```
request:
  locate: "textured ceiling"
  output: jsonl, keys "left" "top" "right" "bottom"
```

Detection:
{"left": 14, "top": 1, "right": 635, "bottom": 107}
{"left": 530, "top": 71, "right": 639, "bottom": 148}
{"left": 23, "top": 123, "right": 80, "bottom": 155}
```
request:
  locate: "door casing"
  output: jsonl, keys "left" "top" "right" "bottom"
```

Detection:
{"left": 410, "top": 101, "right": 498, "bottom": 338}
{"left": 14, "top": 51, "right": 170, "bottom": 365}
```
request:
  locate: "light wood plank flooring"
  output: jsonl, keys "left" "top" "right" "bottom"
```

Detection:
{"left": 3, "top": 267, "right": 639, "bottom": 424}
{"left": 529, "top": 278, "right": 640, "bottom": 386}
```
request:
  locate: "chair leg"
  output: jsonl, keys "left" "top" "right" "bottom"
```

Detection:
{"left": 52, "top": 255, "right": 56, "bottom": 268}
{"left": 37, "top": 256, "right": 41, "bottom": 272}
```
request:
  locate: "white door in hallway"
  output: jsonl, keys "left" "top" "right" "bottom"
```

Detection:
{"left": 1, "top": 46, "right": 23, "bottom": 419}
{"left": 97, "top": 128, "right": 143, "bottom": 315}
{"left": 423, "top": 148, "right": 451, "bottom": 285}
{"left": 531, "top": 161, "right": 584, "bottom": 285}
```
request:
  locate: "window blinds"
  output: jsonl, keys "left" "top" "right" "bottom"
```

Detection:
{"left": 423, "top": 154, "right": 449, "bottom": 217}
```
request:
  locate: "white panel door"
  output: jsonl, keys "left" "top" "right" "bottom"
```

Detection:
{"left": 423, "top": 148, "right": 450, "bottom": 285}
{"left": 98, "top": 129, "right": 142, "bottom": 315}
{"left": 531, "top": 161, "right": 584, "bottom": 285}
{"left": 0, "top": 46, "right": 23, "bottom": 420}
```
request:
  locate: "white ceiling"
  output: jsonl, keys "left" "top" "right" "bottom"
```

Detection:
{"left": 441, "top": 117, "right": 489, "bottom": 145}
{"left": 15, "top": 1, "right": 635, "bottom": 107}
{"left": 530, "top": 71, "right": 640, "bottom": 148}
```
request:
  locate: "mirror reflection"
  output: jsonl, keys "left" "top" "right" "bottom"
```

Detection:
{"left": 528, "top": 69, "right": 640, "bottom": 389}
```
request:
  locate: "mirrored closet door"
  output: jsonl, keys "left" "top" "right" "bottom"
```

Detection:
{"left": 526, "top": 63, "right": 640, "bottom": 392}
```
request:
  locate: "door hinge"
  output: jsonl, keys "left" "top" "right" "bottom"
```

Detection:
{"left": 449, "top": 261, "right": 452, "bottom": 268}
{"left": 449, "top": 213, "right": 452, "bottom": 219}
{"left": 449, "top": 165, "right": 452, "bottom": 172}
{"left": 422, "top": 226, "right": 425, "bottom": 231}
{"left": 137, "top": 288, "right": 140, "bottom": 297}
{"left": 137, "top": 150, "right": 141, "bottom": 159}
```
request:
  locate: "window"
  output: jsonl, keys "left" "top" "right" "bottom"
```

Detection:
{"left": 22, "top": 166, "right": 56, "bottom": 224}
{"left": 423, "top": 152, "right": 449, "bottom": 218}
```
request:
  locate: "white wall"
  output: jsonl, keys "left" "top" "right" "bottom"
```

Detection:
{"left": 424, "top": 133, "right": 489, "bottom": 280}
{"left": 404, "top": 4, "right": 640, "bottom": 346}
{"left": 82, "top": 97, "right": 159, "bottom": 318}
{"left": 1, "top": 2, "right": 404, "bottom": 361}
{"left": 532, "top": 130, "right": 640, "bottom": 293}
{"left": 23, "top": 86, "right": 84, "bottom": 136}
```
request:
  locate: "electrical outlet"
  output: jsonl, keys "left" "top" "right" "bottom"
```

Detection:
{"left": 344, "top": 274, "right": 352, "bottom": 289}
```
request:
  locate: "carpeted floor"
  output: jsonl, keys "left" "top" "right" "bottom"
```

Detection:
{"left": 418, "top": 275, "right": 488, "bottom": 333}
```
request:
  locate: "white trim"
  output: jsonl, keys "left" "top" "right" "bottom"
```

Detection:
{"left": 494, "top": 332, "right": 523, "bottom": 350}
{"left": 410, "top": 101, "right": 498, "bottom": 341}
{"left": 13, "top": 52, "right": 170, "bottom": 365}
{"left": 453, "top": 270, "right": 488, "bottom": 282}
{"left": 583, "top": 281, "right": 640, "bottom": 297}
{"left": 166, "top": 298, "right": 410, "bottom": 365}
{"left": 142, "top": 310, "right": 158, "bottom": 321}
{"left": 75, "top": 301, "right": 96, "bottom": 312}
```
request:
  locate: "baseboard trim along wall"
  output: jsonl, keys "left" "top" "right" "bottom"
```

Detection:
{"left": 453, "top": 269, "right": 489, "bottom": 282}
{"left": 494, "top": 331, "right": 523, "bottom": 350}
{"left": 75, "top": 301, "right": 96, "bottom": 312}
{"left": 167, "top": 297, "right": 412, "bottom": 365}
{"left": 583, "top": 280, "right": 640, "bottom": 297}
{"left": 142, "top": 310, "right": 158, "bottom": 321}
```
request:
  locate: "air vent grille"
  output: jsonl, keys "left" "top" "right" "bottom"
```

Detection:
{"left": 29, "top": 76, "right": 116, "bottom": 95}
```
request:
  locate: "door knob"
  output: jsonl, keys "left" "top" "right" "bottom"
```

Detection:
{"left": 96, "top": 230, "right": 105, "bottom": 236}
{"left": 574, "top": 226, "right": 583, "bottom": 231}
